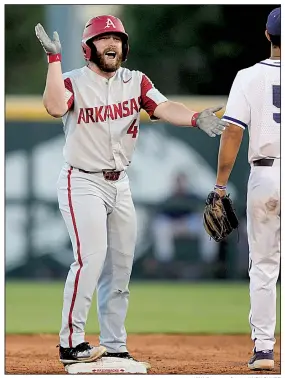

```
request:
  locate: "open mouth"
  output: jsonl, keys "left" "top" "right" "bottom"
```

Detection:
{"left": 105, "top": 51, "right": 116, "bottom": 59}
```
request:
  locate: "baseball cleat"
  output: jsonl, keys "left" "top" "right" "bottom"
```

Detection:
{"left": 59, "top": 342, "right": 106, "bottom": 364}
{"left": 248, "top": 349, "right": 274, "bottom": 370}
{"left": 103, "top": 351, "right": 151, "bottom": 369}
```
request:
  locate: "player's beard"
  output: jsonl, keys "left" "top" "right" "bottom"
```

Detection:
{"left": 93, "top": 49, "right": 123, "bottom": 72}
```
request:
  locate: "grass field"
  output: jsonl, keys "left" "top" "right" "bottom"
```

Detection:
{"left": 5, "top": 281, "right": 281, "bottom": 334}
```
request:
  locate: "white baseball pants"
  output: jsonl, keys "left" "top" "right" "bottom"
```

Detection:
{"left": 57, "top": 164, "right": 137, "bottom": 351}
{"left": 247, "top": 159, "right": 280, "bottom": 351}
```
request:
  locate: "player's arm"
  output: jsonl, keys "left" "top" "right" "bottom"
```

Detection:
{"left": 153, "top": 101, "right": 198, "bottom": 126}
{"left": 215, "top": 124, "right": 244, "bottom": 197}
{"left": 214, "top": 71, "right": 249, "bottom": 196}
{"left": 155, "top": 100, "right": 228, "bottom": 137}
{"left": 43, "top": 63, "right": 68, "bottom": 117}
{"left": 35, "top": 23, "right": 68, "bottom": 118}
{"left": 140, "top": 74, "right": 228, "bottom": 137}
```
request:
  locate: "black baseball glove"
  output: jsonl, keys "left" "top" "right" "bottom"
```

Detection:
{"left": 203, "top": 191, "right": 239, "bottom": 242}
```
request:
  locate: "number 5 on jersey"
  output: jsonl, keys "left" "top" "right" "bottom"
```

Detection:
{"left": 127, "top": 119, "right": 138, "bottom": 138}
{"left": 272, "top": 85, "right": 280, "bottom": 124}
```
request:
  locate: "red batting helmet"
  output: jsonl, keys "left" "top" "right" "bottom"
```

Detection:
{"left": 81, "top": 15, "right": 129, "bottom": 62}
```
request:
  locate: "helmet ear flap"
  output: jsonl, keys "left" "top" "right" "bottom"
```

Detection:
{"left": 122, "top": 39, "right": 129, "bottom": 62}
{"left": 81, "top": 41, "right": 92, "bottom": 61}
{"left": 85, "top": 39, "right": 97, "bottom": 63}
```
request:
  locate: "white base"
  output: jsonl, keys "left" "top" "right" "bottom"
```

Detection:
{"left": 65, "top": 357, "right": 150, "bottom": 374}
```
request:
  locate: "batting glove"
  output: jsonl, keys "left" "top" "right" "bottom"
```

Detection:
{"left": 35, "top": 23, "right": 62, "bottom": 63}
{"left": 194, "top": 106, "right": 229, "bottom": 137}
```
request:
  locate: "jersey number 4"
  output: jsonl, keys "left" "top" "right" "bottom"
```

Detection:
{"left": 127, "top": 119, "right": 138, "bottom": 138}
{"left": 272, "top": 85, "right": 280, "bottom": 124}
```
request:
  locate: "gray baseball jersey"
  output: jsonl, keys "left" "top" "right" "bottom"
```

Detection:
{"left": 62, "top": 66, "right": 168, "bottom": 171}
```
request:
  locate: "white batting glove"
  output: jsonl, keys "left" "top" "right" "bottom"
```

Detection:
{"left": 196, "top": 106, "right": 229, "bottom": 137}
{"left": 35, "top": 23, "right": 62, "bottom": 63}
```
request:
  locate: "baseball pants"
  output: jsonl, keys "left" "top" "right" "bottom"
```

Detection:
{"left": 57, "top": 164, "right": 137, "bottom": 351}
{"left": 247, "top": 159, "right": 280, "bottom": 351}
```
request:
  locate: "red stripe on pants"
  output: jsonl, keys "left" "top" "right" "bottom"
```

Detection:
{"left": 67, "top": 167, "right": 83, "bottom": 348}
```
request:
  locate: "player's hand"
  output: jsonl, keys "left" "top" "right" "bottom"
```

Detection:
{"left": 35, "top": 23, "right": 61, "bottom": 55}
{"left": 196, "top": 106, "right": 229, "bottom": 137}
{"left": 214, "top": 187, "right": 226, "bottom": 198}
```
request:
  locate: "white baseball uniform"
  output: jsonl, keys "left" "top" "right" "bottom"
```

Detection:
{"left": 57, "top": 65, "right": 167, "bottom": 349}
{"left": 222, "top": 58, "right": 280, "bottom": 351}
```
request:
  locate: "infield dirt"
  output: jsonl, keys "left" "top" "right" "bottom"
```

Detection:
{"left": 5, "top": 334, "right": 280, "bottom": 374}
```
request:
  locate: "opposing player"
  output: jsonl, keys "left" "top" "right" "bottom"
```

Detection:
{"left": 35, "top": 15, "right": 228, "bottom": 366}
{"left": 212, "top": 7, "right": 280, "bottom": 371}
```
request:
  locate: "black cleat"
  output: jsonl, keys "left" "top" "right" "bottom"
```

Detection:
{"left": 103, "top": 351, "right": 138, "bottom": 361}
{"left": 103, "top": 351, "right": 151, "bottom": 369}
{"left": 59, "top": 342, "right": 106, "bottom": 364}
{"left": 248, "top": 348, "right": 274, "bottom": 370}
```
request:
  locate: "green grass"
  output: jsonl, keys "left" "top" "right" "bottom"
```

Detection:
{"left": 5, "top": 281, "right": 280, "bottom": 334}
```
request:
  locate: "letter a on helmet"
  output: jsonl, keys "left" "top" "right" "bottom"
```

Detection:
{"left": 105, "top": 18, "right": 116, "bottom": 29}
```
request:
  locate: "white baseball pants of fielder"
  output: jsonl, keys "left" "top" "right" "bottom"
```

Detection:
{"left": 57, "top": 164, "right": 137, "bottom": 351}
{"left": 247, "top": 159, "right": 280, "bottom": 352}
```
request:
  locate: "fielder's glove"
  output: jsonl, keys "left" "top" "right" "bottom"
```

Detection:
{"left": 203, "top": 191, "right": 239, "bottom": 242}
{"left": 35, "top": 23, "right": 61, "bottom": 56}
{"left": 196, "top": 106, "right": 228, "bottom": 137}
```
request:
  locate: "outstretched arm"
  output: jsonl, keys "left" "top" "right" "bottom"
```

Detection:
{"left": 153, "top": 101, "right": 198, "bottom": 126}
{"left": 154, "top": 101, "right": 229, "bottom": 137}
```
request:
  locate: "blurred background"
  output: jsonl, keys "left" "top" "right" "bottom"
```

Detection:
{"left": 5, "top": 5, "right": 280, "bottom": 335}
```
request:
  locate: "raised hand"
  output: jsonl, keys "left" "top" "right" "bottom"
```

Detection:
{"left": 35, "top": 23, "right": 61, "bottom": 55}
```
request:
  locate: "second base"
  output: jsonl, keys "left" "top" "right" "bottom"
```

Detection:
{"left": 65, "top": 357, "right": 149, "bottom": 374}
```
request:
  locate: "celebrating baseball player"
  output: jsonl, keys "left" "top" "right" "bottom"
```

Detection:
{"left": 206, "top": 7, "right": 280, "bottom": 371}
{"left": 35, "top": 14, "right": 228, "bottom": 366}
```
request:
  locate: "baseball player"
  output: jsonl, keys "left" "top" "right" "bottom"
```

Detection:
{"left": 35, "top": 15, "right": 228, "bottom": 365}
{"left": 213, "top": 7, "right": 280, "bottom": 371}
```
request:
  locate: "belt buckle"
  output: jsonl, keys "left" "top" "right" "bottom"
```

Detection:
{"left": 103, "top": 170, "right": 120, "bottom": 181}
